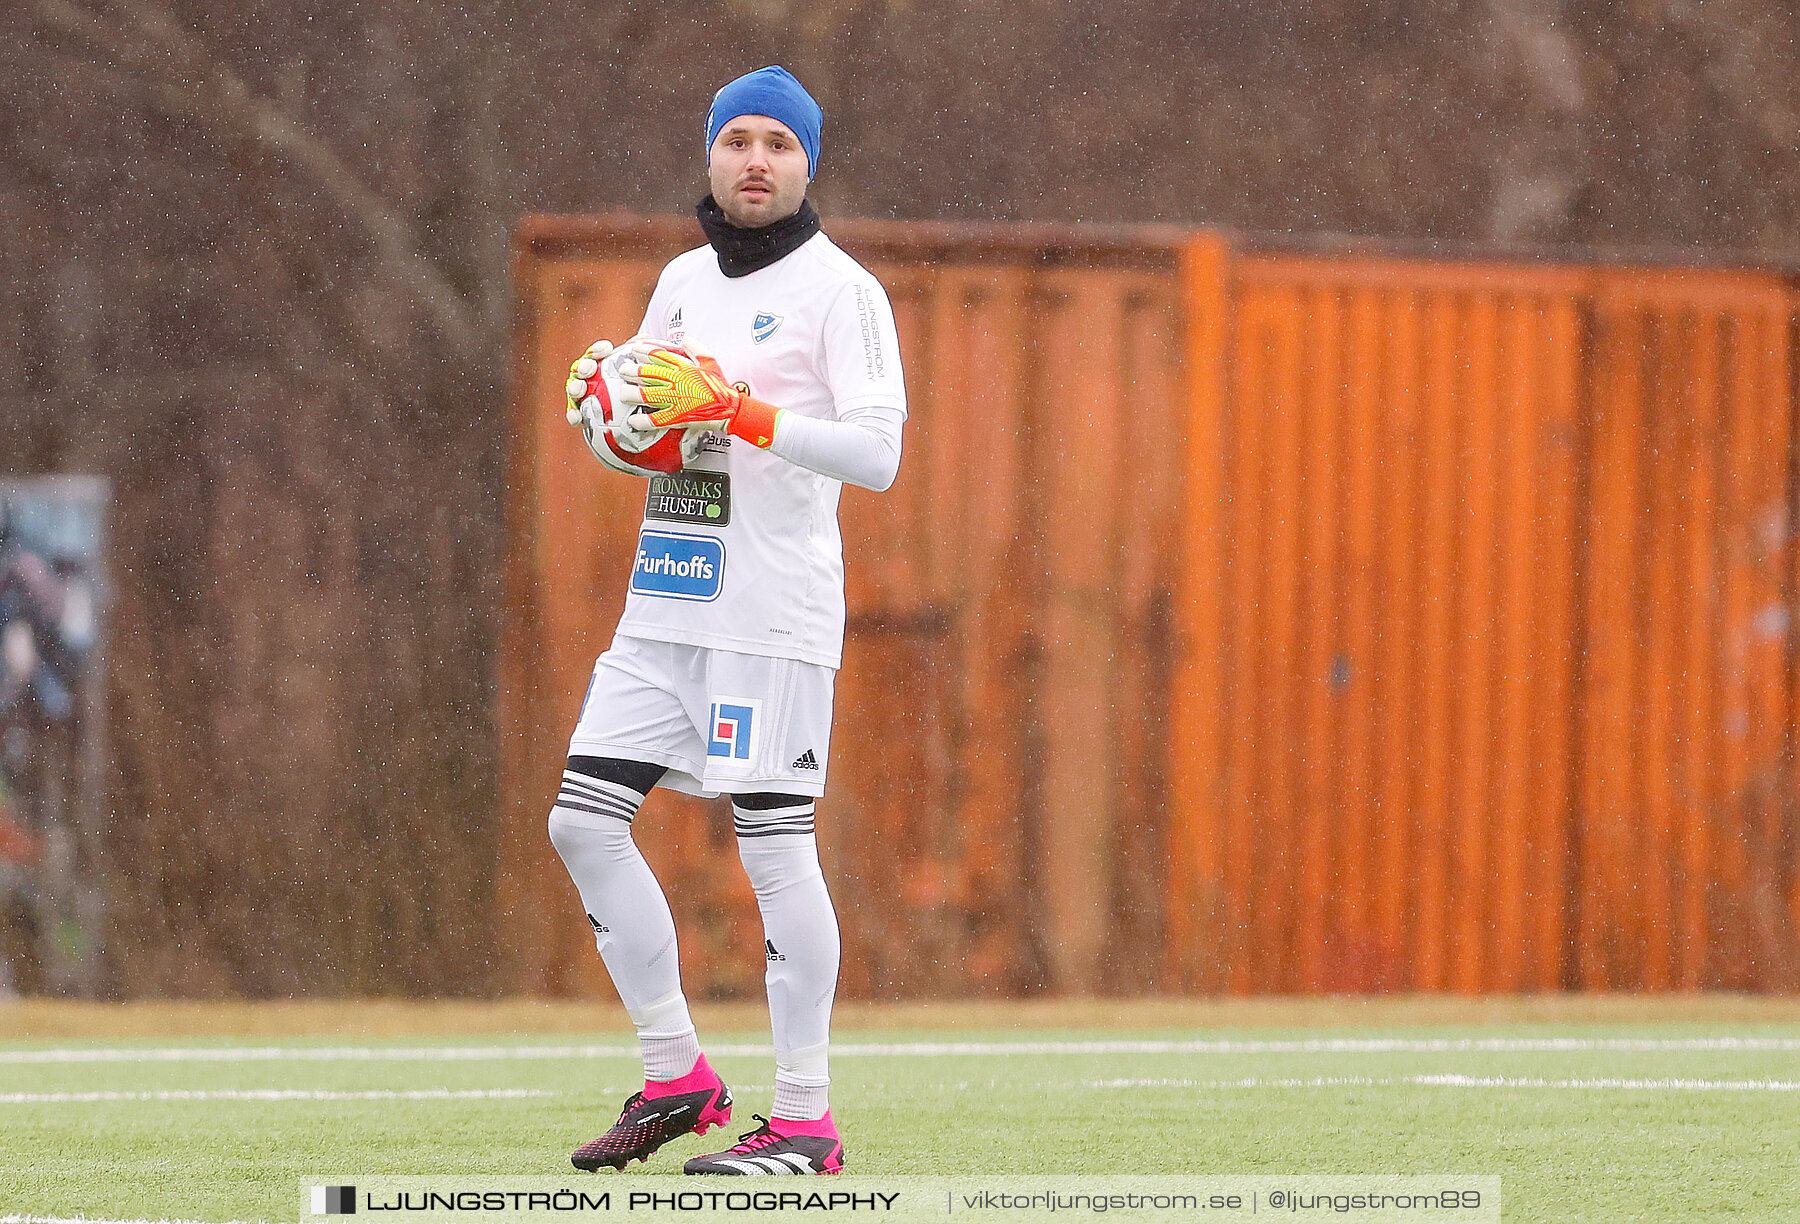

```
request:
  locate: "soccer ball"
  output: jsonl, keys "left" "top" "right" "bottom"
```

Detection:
{"left": 565, "top": 339, "right": 703, "bottom": 477}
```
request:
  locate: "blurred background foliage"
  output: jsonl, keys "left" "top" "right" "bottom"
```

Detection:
{"left": 1, "top": 0, "right": 1796, "bottom": 995}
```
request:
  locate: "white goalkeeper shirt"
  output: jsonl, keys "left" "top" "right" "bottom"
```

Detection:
{"left": 613, "top": 230, "right": 908, "bottom": 669}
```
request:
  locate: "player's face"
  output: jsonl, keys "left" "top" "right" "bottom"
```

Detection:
{"left": 708, "top": 116, "right": 810, "bottom": 228}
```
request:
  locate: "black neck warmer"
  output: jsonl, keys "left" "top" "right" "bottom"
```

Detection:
{"left": 696, "top": 195, "right": 821, "bottom": 278}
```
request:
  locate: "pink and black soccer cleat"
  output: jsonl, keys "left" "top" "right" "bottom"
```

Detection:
{"left": 570, "top": 1054, "right": 734, "bottom": 1171}
{"left": 683, "top": 1112, "right": 845, "bottom": 1176}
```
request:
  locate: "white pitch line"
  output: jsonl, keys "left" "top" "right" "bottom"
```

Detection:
{"left": 0, "top": 1087, "right": 561, "bottom": 1104}
{"left": 825, "top": 1036, "right": 1800, "bottom": 1055}
{"left": 1090, "top": 1076, "right": 1384, "bottom": 1089}
{"left": 2, "top": 1035, "right": 1797, "bottom": 1063}
{"left": 0, "top": 1044, "right": 643, "bottom": 1064}
{"left": 1414, "top": 1074, "right": 1800, "bottom": 1091}
{"left": 1087, "top": 1075, "right": 1800, "bottom": 1091}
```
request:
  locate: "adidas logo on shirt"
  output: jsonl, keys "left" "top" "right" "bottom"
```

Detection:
{"left": 766, "top": 939, "right": 786, "bottom": 962}
{"left": 791, "top": 749, "right": 819, "bottom": 771}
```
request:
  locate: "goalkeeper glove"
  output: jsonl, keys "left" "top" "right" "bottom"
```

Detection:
{"left": 624, "top": 346, "right": 781, "bottom": 449}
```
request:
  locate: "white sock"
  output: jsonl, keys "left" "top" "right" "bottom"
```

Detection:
{"left": 548, "top": 776, "right": 697, "bottom": 1084}
{"left": 734, "top": 800, "right": 839, "bottom": 1119}
{"left": 773, "top": 1042, "right": 831, "bottom": 1120}
{"left": 631, "top": 991, "right": 701, "bottom": 1083}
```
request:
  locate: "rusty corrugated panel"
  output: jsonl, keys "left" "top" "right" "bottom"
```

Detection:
{"left": 934, "top": 268, "right": 1033, "bottom": 990}
{"left": 1173, "top": 252, "right": 1612, "bottom": 994}
{"left": 1332, "top": 285, "right": 1385, "bottom": 990}
{"left": 1578, "top": 271, "right": 1795, "bottom": 991}
{"left": 1531, "top": 297, "right": 1583, "bottom": 993}
{"left": 1677, "top": 307, "right": 1725, "bottom": 992}
{"left": 1413, "top": 289, "right": 1462, "bottom": 993}
{"left": 1166, "top": 235, "right": 1231, "bottom": 993}
{"left": 1580, "top": 290, "right": 1646, "bottom": 989}
{"left": 1790, "top": 295, "right": 1800, "bottom": 983}
{"left": 1036, "top": 270, "right": 1133, "bottom": 993}
{"left": 1110, "top": 278, "right": 1185, "bottom": 991}
{"left": 1293, "top": 283, "right": 1341, "bottom": 993}
{"left": 1372, "top": 288, "right": 1425, "bottom": 989}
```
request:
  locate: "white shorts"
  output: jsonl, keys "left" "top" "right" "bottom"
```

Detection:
{"left": 568, "top": 634, "right": 836, "bottom": 798}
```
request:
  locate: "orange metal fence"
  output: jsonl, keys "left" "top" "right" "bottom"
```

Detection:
{"left": 505, "top": 215, "right": 1800, "bottom": 998}
{"left": 1167, "top": 243, "right": 1799, "bottom": 994}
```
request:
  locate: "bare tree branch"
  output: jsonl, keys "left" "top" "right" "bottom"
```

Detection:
{"left": 31, "top": 0, "right": 484, "bottom": 352}
{"left": 461, "top": 46, "right": 514, "bottom": 346}
{"left": 1479, "top": 0, "right": 1593, "bottom": 242}
{"left": 1651, "top": 0, "right": 1800, "bottom": 147}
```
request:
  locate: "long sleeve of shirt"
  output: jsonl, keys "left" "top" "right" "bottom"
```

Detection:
{"left": 767, "top": 401, "right": 905, "bottom": 491}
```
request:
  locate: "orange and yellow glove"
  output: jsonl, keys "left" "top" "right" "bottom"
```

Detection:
{"left": 625, "top": 346, "right": 781, "bottom": 449}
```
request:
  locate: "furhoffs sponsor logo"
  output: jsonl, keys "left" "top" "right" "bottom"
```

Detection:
{"left": 629, "top": 531, "right": 724, "bottom": 602}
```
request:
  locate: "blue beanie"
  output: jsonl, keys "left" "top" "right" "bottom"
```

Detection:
{"left": 705, "top": 66, "right": 823, "bottom": 177}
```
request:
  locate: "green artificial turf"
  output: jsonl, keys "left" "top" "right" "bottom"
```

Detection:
{"left": 0, "top": 1020, "right": 1796, "bottom": 1222}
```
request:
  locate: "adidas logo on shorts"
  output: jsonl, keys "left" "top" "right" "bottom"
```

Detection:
{"left": 791, "top": 749, "right": 819, "bottom": 771}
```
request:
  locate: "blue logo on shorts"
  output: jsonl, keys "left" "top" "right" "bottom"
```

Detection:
{"left": 709, "top": 702, "right": 755, "bottom": 758}
{"left": 630, "top": 531, "right": 724, "bottom": 601}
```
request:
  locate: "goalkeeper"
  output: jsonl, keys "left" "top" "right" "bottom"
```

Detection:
{"left": 549, "top": 66, "right": 906, "bottom": 1178}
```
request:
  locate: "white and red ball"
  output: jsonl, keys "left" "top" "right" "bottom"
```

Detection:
{"left": 566, "top": 339, "right": 701, "bottom": 477}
